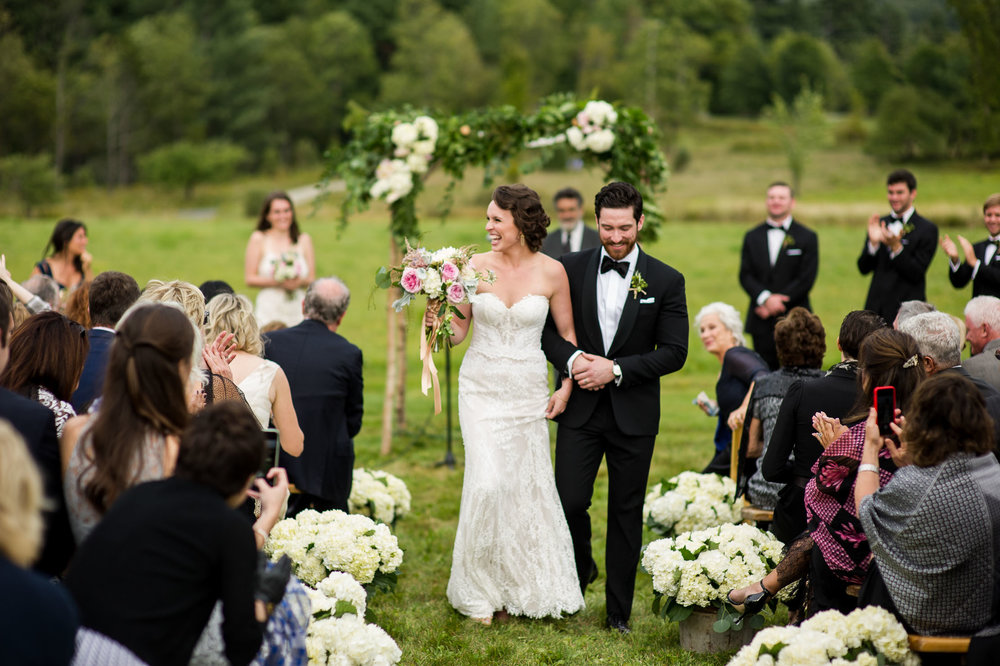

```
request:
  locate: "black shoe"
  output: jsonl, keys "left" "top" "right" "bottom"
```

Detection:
{"left": 731, "top": 580, "right": 774, "bottom": 625}
{"left": 605, "top": 615, "right": 631, "bottom": 634}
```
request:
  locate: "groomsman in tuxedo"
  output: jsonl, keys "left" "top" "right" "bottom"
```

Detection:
{"left": 542, "top": 182, "right": 688, "bottom": 633}
{"left": 738, "top": 182, "right": 818, "bottom": 369}
{"left": 857, "top": 169, "right": 938, "bottom": 324}
{"left": 941, "top": 193, "right": 1000, "bottom": 298}
{"left": 541, "top": 187, "right": 601, "bottom": 258}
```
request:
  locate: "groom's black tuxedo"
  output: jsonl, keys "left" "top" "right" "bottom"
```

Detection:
{"left": 948, "top": 238, "right": 1000, "bottom": 298}
{"left": 857, "top": 211, "right": 938, "bottom": 323}
{"left": 542, "top": 246, "right": 688, "bottom": 622}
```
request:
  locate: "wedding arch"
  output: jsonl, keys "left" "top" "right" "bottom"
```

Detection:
{"left": 324, "top": 94, "right": 670, "bottom": 454}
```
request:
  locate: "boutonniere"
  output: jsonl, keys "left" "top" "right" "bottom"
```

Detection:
{"left": 781, "top": 234, "right": 795, "bottom": 250}
{"left": 629, "top": 271, "right": 648, "bottom": 300}
{"left": 901, "top": 220, "right": 915, "bottom": 237}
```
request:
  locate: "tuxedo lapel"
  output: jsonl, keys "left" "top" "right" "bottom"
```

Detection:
{"left": 581, "top": 250, "right": 602, "bottom": 351}
{"left": 608, "top": 251, "right": 646, "bottom": 356}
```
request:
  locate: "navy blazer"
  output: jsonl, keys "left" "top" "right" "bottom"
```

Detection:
{"left": 948, "top": 238, "right": 1000, "bottom": 298}
{"left": 857, "top": 211, "right": 938, "bottom": 323}
{"left": 542, "top": 247, "right": 688, "bottom": 436}
{"left": 263, "top": 319, "right": 363, "bottom": 504}
{"left": 72, "top": 328, "right": 115, "bottom": 413}
{"left": 739, "top": 219, "right": 819, "bottom": 336}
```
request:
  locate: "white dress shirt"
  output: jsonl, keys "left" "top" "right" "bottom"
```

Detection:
{"left": 868, "top": 206, "right": 914, "bottom": 258}
{"left": 561, "top": 221, "right": 586, "bottom": 253}
{"left": 596, "top": 245, "right": 638, "bottom": 354}
{"left": 756, "top": 216, "right": 791, "bottom": 306}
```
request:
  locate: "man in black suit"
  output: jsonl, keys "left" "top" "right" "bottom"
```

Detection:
{"left": 739, "top": 182, "right": 819, "bottom": 369}
{"left": 264, "top": 277, "right": 362, "bottom": 515}
{"left": 941, "top": 193, "right": 1000, "bottom": 298}
{"left": 71, "top": 271, "right": 140, "bottom": 412}
{"left": 540, "top": 187, "right": 601, "bottom": 258}
{"left": 857, "top": 169, "right": 938, "bottom": 324}
{"left": 0, "top": 283, "right": 72, "bottom": 576}
{"left": 542, "top": 182, "right": 688, "bottom": 633}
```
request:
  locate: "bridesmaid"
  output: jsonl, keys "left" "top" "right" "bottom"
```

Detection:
{"left": 32, "top": 219, "right": 93, "bottom": 294}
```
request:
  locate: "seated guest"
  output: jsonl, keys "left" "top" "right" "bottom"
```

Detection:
{"left": 0, "top": 420, "right": 78, "bottom": 664}
{"left": 762, "top": 310, "right": 887, "bottom": 544}
{"left": 64, "top": 280, "right": 91, "bottom": 328}
{"left": 0, "top": 311, "right": 88, "bottom": 437}
{"left": 727, "top": 329, "right": 924, "bottom": 619}
{"left": 66, "top": 401, "right": 292, "bottom": 666}
{"left": 22, "top": 274, "right": 61, "bottom": 311}
{"left": 71, "top": 270, "right": 141, "bottom": 412}
{"left": 857, "top": 372, "right": 1000, "bottom": 636}
{"left": 0, "top": 254, "right": 53, "bottom": 314}
{"left": 694, "top": 302, "right": 769, "bottom": 475}
{"left": 963, "top": 295, "right": 1000, "bottom": 391}
{"left": 744, "top": 307, "right": 826, "bottom": 511}
{"left": 942, "top": 193, "right": 1000, "bottom": 298}
{"left": 198, "top": 279, "right": 235, "bottom": 304}
{"left": 893, "top": 299, "right": 935, "bottom": 329}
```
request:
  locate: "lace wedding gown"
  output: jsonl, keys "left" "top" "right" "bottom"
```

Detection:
{"left": 447, "top": 292, "right": 584, "bottom": 619}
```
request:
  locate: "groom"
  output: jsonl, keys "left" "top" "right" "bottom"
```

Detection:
{"left": 542, "top": 181, "right": 688, "bottom": 633}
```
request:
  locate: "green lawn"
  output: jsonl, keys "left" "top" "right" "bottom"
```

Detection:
{"left": 0, "top": 124, "right": 989, "bottom": 663}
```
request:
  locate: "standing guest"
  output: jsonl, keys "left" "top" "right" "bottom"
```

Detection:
{"left": 762, "top": 310, "right": 887, "bottom": 544}
{"left": 32, "top": 218, "right": 93, "bottom": 293}
{"left": 857, "top": 169, "right": 938, "bottom": 324}
{"left": 540, "top": 187, "right": 601, "bottom": 258}
{"left": 0, "top": 284, "right": 71, "bottom": 578}
{"left": 0, "top": 311, "right": 88, "bottom": 437}
{"left": 857, "top": 372, "right": 1000, "bottom": 636}
{"left": 694, "top": 302, "right": 769, "bottom": 475}
{"left": 738, "top": 182, "right": 819, "bottom": 369}
{"left": 963, "top": 295, "right": 1000, "bottom": 390}
{"left": 542, "top": 181, "right": 689, "bottom": 633}
{"left": 245, "top": 192, "right": 316, "bottom": 327}
{"left": 64, "top": 280, "right": 92, "bottom": 328}
{"left": 0, "top": 421, "right": 78, "bottom": 664}
{"left": 264, "top": 278, "right": 362, "bottom": 515}
{"left": 941, "top": 193, "right": 1000, "bottom": 298}
{"left": 71, "top": 271, "right": 141, "bottom": 413}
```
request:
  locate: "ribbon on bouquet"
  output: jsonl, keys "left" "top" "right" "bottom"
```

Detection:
{"left": 419, "top": 315, "right": 443, "bottom": 415}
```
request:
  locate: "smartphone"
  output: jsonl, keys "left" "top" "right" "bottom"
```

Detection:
{"left": 873, "top": 385, "right": 896, "bottom": 436}
{"left": 259, "top": 427, "right": 281, "bottom": 478}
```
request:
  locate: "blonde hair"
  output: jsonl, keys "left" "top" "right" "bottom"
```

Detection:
{"left": 205, "top": 293, "right": 263, "bottom": 356}
{"left": 139, "top": 279, "right": 206, "bottom": 329}
{"left": 0, "top": 420, "right": 45, "bottom": 567}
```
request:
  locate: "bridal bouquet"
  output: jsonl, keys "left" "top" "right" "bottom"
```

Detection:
{"left": 269, "top": 250, "right": 308, "bottom": 283}
{"left": 643, "top": 472, "right": 744, "bottom": 537}
{"left": 641, "top": 523, "right": 786, "bottom": 630}
{"left": 565, "top": 100, "right": 618, "bottom": 154}
{"left": 369, "top": 115, "right": 438, "bottom": 204}
{"left": 727, "top": 607, "right": 919, "bottom": 666}
{"left": 375, "top": 242, "right": 495, "bottom": 413}
{"left": 264, "top": 509, "right": 403, "bottom": 592}
{"left": 348, "top": 468, "right": 411, "bottom": 526}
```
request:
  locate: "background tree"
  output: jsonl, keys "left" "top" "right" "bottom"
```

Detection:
{"left": 0, "top": 153, "right": 61, "bottom": 216}
{"left": 949, "top": 0, "right": 1000, "bottom": 156}
{"left": 764, "top": 86, "right": 832, "bottom": 194}
{"left": 138, "top": 140, "right": 249, "bottom": 199}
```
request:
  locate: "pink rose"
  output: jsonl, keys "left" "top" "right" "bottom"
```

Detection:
{"left": 446, "top": 282, "right": 466, "bottom": 304}
{"left": 440, "top": 261, "right": 459, "bottom": 282}
{"left": 400, "top": 267, "right": 423, "bottom": 294}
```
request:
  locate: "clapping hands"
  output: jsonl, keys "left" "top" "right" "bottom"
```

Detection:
{"left": 812, "top": 411, "right": 847, "bottom": 449}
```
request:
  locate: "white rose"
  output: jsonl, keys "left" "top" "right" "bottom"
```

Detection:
{"left": 566, "top": 126, "right": 586, "bottom": 151}
{"left": 406, "top": 153, "right": 429, "bottom": 174}
{"left": 391, "top": 122, "right": 418, "bottom": 147}
{"left": 585, "top": 128, "right": 615, "bottom": 153}
{"left": 413, "top": 115, "right": 438, "bottom": 142}
{"left": 412, "top": 139, "right": 436, "bottom": 156}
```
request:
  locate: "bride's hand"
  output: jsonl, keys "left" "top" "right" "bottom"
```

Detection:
{"left": 545, "top": 378, "right": 572, "bottom": 420}
{"left": 424, "top": 299, "right": 443, "bottom": 329}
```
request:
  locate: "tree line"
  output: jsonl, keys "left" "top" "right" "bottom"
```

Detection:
{"left": 0, "top": 0, "right": 997, "bottom": 206}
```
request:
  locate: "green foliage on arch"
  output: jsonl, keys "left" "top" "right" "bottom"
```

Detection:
{"left": 326, "top": 94, "right": 670, "bottom": 243}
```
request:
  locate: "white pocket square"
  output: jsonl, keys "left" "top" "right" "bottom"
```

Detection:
{"left": 786, "top": 248, "right": 802, "bottom": 255}
{"left": 640, "top": 297, "right": 655, "bottom": 304}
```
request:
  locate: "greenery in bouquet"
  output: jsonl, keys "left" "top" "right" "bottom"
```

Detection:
{"left": 727, "top": 606, "right": 920, "bottom": 666}
{"left": 270, "top": 249, "right": 308, "bottom": 283}
{"left": 264, "top": 509, "right": 403, "bottom": 594}
{"left": 641, "top": 523, "right": 788, "bottom": 632}
{"left": 348, "top": 468, "right": 411, "bottom": 526}
{"left": 643, "top": 471, "right": 744, "bottom": 537}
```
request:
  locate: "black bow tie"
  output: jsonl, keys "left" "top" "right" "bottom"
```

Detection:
{"left": 766, "top": 223, "right": 785, "bottom": 231}
{"left": 601, "top": 256, "right": 629, "bottom": 278}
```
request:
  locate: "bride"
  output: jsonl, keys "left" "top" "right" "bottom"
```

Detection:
{"left": 426, "top": 184, "right": 584, "bottom": 625}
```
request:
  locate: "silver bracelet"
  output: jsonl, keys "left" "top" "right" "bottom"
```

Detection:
{"left": 858, "top": 463, "right": 879, "bottom": 474}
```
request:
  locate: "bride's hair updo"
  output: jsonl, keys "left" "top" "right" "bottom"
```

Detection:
{"left": 492, "top": 184, "right": 551, "bottom": 252}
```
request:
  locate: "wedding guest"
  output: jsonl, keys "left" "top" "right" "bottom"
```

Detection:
{"left": 762, "top": 310, "right": 887, "bottom": 544}
{"left": 32, "top": 218, "right": 92, "bottom": 292}
{"left": 540, "top": 187, "right": 600, "bottom": 258}
{"left": 245, "top": 192, "right": 315, "bottom": 327}
{"left": 857, "top": 372, "right": 1000, "bottom": 636}
{"left": 743, "top": 308, "right": 825, "bottom": 511}
{"left": 893, "top": 299, "right": 935, "bottom": 329}
{"left": 0, "top": 253, "right": 53, "bottom": 314}
{"left": 941, "top": 193, "right": 1000, "bottom": 298}
{"left": 694, "top": 302, "right": 769, "bottom": 475}
{"left": 0, "top": 421, "right": 78, "bottom": 665}
{"left": 963, "top": 296, "right": 1000, "bottom": 391}
{"left": 0, "top": 311, "right": 88, "bottom": 437}
{"left": 22, "top": 274, "right": 60, "bottom": 310}
{"left": 199, "top": 279, "right": 235, "bottom": 304}
{"left": 65, "top": 280, "right": 92, "bottom": 328}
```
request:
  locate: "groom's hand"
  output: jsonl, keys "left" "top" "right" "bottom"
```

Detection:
{"left": 573, "top": 353, "right": 614, "bottom": 391}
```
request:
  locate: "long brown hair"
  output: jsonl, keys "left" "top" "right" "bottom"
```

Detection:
{"left": 255, "top": 191, "right": 300, "bottom": 244}
{"left": 0, "top": 311, "right": 88, "bottom": 402}
{"left": 82, "top": 303, "right": 194, "bottom": 513}
{"left": 845, "top": 328, "right": 924, "bottom": 423}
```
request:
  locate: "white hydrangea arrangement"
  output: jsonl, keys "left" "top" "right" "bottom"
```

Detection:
{"left": 306, "top": 614, "right": 402, "bottom": 666}
{"left": 264, "top": 509, "right": 403, "bottom": 591}
{"left": 643, "top": 472, "right": 745, "bottom": 537}
{"left": 641, "top": 523, "right": 787, "bottom": 630}
{"left": 727, "top": 606, "right": 920, "bottom": 666}
{"left": 348, "top": 469, "right": 411, "bottom": 525}
{"left": 565, "top": 100, "right": 617, "bottom": 154}
{"left": 370, "top": 115, "right": 438, "bottom": 203}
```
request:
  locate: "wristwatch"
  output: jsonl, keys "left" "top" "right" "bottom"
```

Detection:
{"left": 612, "top": 361, "right": 622, "bottom": 385}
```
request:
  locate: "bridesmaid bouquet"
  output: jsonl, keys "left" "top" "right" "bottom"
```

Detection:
{"left": 270, "top": 250, "right": 308, "bottom": 288}
{"left": 376, "top": 242, "right": 495, "bottom": 413}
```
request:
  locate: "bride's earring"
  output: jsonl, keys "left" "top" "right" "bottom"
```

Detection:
{"left": 519, "top": 234, "right": 525, "bottom": 246}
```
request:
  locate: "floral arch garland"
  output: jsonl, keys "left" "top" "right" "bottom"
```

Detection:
{"left": 325, "top": 94, "right": 670, "bottom": 453}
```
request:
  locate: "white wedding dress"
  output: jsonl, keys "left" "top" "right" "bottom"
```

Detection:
{"left": 447, "top": 292, "right": 584, "bottom": 619}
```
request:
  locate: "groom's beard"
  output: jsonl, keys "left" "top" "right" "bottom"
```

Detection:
{"left": 602, "top": 238, "right": 637, "bottom": 260}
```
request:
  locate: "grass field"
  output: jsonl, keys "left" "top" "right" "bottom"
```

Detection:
{"left": 0, "top": 117, "right": 991, "bottom": 663}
